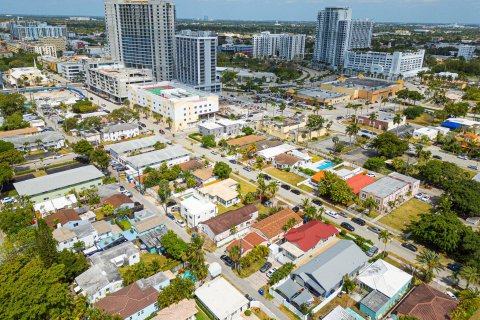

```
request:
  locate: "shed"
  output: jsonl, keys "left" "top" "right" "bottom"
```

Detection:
{"left": 208, "top": 262, "right": 222, "bottom": 278}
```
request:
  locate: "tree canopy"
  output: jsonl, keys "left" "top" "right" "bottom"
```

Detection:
{"left": 371, "top": 132, "right": 408, "bottom": 158}
{"left": 213, "top": 161, "right": 232, "bottom": 179}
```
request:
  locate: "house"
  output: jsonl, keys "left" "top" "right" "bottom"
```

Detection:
{"left": 359, "top": 172, "right": 419, "bottom": 213}
{"left": 34, "top": 194, "right": 79, "bottom": 217}
{"left": 357, "top": 260, "right": 413, "bottom": 320}
{"left": 322, "top": 306, "right": 363, "bottom": 320}
{"left": 198, "top": 205, "right": 258, "bottom": 246}
{"left": 195, "top": 277, "right": 250, "bottom": 320}
{"left": 13, "top": 165, "right": 104, "bottom": 203}
{"left": 138, "top": 227, "right": 169, "bottom": 254}
{"left": 92, "top": 220, "right": 123, "bottom": 243}
{"left": 53, "top": 227, "right": 78, "bottom": 251}
{"left": 180, "top": 194, "right": 218, "bottom": 228}
{"left": 102, "top": 193, "right": 134, "bottom": 210}
{"left": 226, "top": 135, "right": 267, "bottom": 148}
{"left": 132, "top": 215, "right": 164, "bottom": 236}
{"left": 192, "top": 167, "right": 216, "bottom": 185}
{"left": 44, "top": 209, "right": 81, "bottom": 228}
{"left": 279, "top": 220, "right": 339, "bottom": 263}
{"left": 257, "top": 144, "right": 298, "bottom": 162}
{"left": 4, "top": 131, "right": 65, "bottom": 151}
{"left": 151, "top": 299, "right": 198, "bottom": 320}
{"left": 252, "top": 208, "right": 302, "bottom": 243}
{"left": 345, "top": 174, "right": 376, "bottom": 194}
{"left": 75, "top": 242, "right": 140, "bottom": 303}
{"left": 94, "top": 273, "right": 171, "bottom": 320}
{"left": 179, "top": 159, "right": 204, "bottom": 172}
{"left": 393, "top": 284, "right": 459, "bottom": 320}
{"left": 0, "top": 127, "right": 39, "bottom": 139}
{"left": 288, "top": 150, "right": 312, "bottom": 164}
{"left": 226, "top": 231, "right": 267, "bottom": 254}
{"left": 274, "top": 153, "right": 303, "bottom": 169}
{"left": 413, "top": 126, "right": 449, "bottom": 140}
{"left": 197, "top": 178, "right": 240, "bottom": 208}
{"left": 101, "top": 122, "right": 140, "bottom": 142}
{"left": 198, "top": 119, "right": 246, "bottom": 137}
{"left": 286, "top": 240, "right": 367, "bottom": 298}
{"left": 357, "top": 111, "right": 406, "bottom": 131}
{"left": 53, "top": 220, "right": 97, "bottom": 251}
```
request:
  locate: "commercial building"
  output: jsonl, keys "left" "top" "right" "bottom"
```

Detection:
{"left": 357, "top": 111, "right": 406, "bottom": 131}
{"left": 4, "top": 131, "right": 65, "bottom": 151}
{"left": 105, "top": 0, "right": 176, "bottom": 81}
{"left": 198, "top": 119, "right": 246, "bottom": 137}
{"left": 106, "top": 135, "right": 168, "bottom": 160}
{"left": 175, "top": 30, "right": 221, "bottom": 92}
{"left": 458, "top": 45, "right": 476, "bottom": 61}
{"left": 122, "top": 145, "right": 191, "bottom": 173}
{"left": 343, "top": 50, "right": 426, "bottom": 78}
{"left": 195, "top": 277, "right": 250, "bottom": 320}
{"left": 128, "top": 82, "right": 219, "bottom": 132}
{"left": 253, "top": 31, "right": 306, "bottom": 61}
{"left": 314, "top": 7, "right": 373, "bottom": 67}
{"left": 100, "top": 122, "right": 140, "bottom": 141}
{"left": 287, "top": 88, "right": 351, "bottom": 105}
{"left": 9, "top": 21, "right": 67, "bottom": 40}
{"left": 14, "top": 165, "right": 104, "bottom": 203}
{"left": 216, "top": 67, "right": 277, "bottom": 83}
{"left": 5, "top": 66, "right": 48, "bottom": 87}
{"left": 38, "top": 37, "right": 67, "bottom": 51}
{"left": 413, "top": 126, "right": 450, "bottom": 140}
{"left": 219, "top": 44, "right": 253, "bottom": 55}
{"left": 180, "top": 194, "right": 218, "bottom": 228}
{"left": 320, "top": 76, "right": 403, "bottom": 103}
{"left": 197, "top": 178, "right": 240, "bottom": 208}
{"left": 86, "top": 64, "right": 154, "bottom": 103}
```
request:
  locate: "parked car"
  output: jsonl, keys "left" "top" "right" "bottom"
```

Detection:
{"left": 166, "top": 213, "right": 175, "bottom": 220}
{"left": 447, "top": 263, "right": 462, "bottom": 272}
{"left": 290, "top": 189, "right": 301, "bottom": 195}
{"left": 421, "top": 195, "right": 431, "bottom": 202}
{"left": 122, "top": 190, "right": 132, "bottom": 198}
{"left": 53, "top": 154, "right": 65, "bottom": 159}
{"left": 338, "top": 211, "right": 348, "bottom": 218}
{"left": 176, "top": 219, "right": 186, "bottom": 228}
{"left": 366, "top": 246, "right": 379, "bottom": 257}
{"left": 245, "top": 294, "right": 255, "bottom": 302}
{"left": 340, "top": 222, "right": 355, "bottom": 232}
{"left": 468, "top": 165, "right": 478, "bottom": 170}
{"left": 414, "top": 193, "right": 423, "bottom": 200}
{"left": 132, "top": 202, "right": 144, "bottom": 212}
{"left": 292, "top": 206, "right": 300, "bottom": 213}
{"left": 401, "top": 242, "right": 418, "bottom": 252}
{"left": 367, "top": 226, "right": 381, "bottom": 234}
{"left": 366, "top": 173, "right": 376, "bottom": 178}
{"left": 433, "top": 155, "right": 442, "bottom": 160}
{"left": 220, "top": 255, "right": 234, "bottom": 267}
{"left": 312, "top": 199, "right": 322, "bottom": 206}
{"left": 457, "top": 155, "right": 468, "bottom": 160}
{"left": 446, "top": 291, "right": 458, "bottom": 300}
{"left": 266, "top": 267, "right": 277, "bottom": 278}
{"left": 260, "top": 262, "right": 272, "bottom": 273}
{"left": 325, "top": 210, "right": 339, "bottom": 219}
{"left": 244, "top": 166, "right": 253, "bottom": 172}
{"left": 351, "top": 217, "right": 366, "bottom": 226}
{"left": 281, "top": 184, "right": 291, "bottom": 190}
{"left": 229, "top": 159, "right": 236, "bottom": 164}
{"left": 159, "top": 129, "right": 165, "bottom": 134}
{"left": 263, "top": 200, "right": 273, "bottom": 207}
{"left": 1, "top": 197, "right": 16, "bottom": 205}
{"left": 211, "top": 150, "right": 218, "bottom": 155}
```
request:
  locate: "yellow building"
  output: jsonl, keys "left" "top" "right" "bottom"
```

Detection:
{"left": 256, "top": 118, "right": 327, "bottom": 142}
{"left": 37, "top": 37, "right": 67, "bottom": 51}
{"left": 287, "top": 88, "right": 351, "bottom": 105}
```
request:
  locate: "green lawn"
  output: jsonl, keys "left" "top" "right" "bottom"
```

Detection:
{"left": 195, "top": 310, "right": 211, "bottom": 320}
{"left": 309, "top": 153, "right": 324, "bottom": 163}
{"left": 265, "top": 168, "right": 307, "bottom": 186}
{"left": 231, "top": 175, "right": 257, "bottom": 195}
{"left": 379, "top": 199, "right": 432, "bottom": 232}
{"left": 235, "top": 258, "right": 266, "bottom": 278}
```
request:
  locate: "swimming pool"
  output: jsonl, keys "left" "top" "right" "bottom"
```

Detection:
{"left": 316, "top": 160, "right": 335, "bottom": 171}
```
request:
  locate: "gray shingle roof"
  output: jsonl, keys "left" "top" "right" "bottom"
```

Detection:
{"left": 361, "top": 176, "right": 407, "bottom": 198}
{"left": 124, "top": 145, "right": 190, "bottom": 168}
{"left": 13, "top": 165, "right": 104, "bottom": 197}
{"left": 293, "top": 240, "right": 367, "bottom": 295}
{"left": 101, "top": 122, "right": 138, "bottom": 134}
{"left": 388, "top": 172, "right": 419, "bottom": 184}
{"left": 360, "top": 290, "right": 390, "bottom": 312}
{"left": 277, "top": 279, "right": 303, "bottom": 300}
{"left": 4, "top": 131, "right": 64, "bottom": 148}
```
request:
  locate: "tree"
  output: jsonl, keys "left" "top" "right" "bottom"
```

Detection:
{"left": 81, "top": 187, "right": 100, "bottom": 206}
{"left": 108, "top": 107, "right": 138, "bottom": 123}
{"left": 363, "top": 197, "right": 379, "bottom": 216}
{"left": 303, "top": 205, "right": 320, "bottom": 221}
{"left": 368, "top": 112, "right": 377, "bottom": 127}
{"left": 72, "top": 139, "right": 94, "bottom": 157}
{"left": 318, "top": 171, "right": 355, "bottom": 205}
{"left": 364, "top": 157, "right": 386, "bottom": 172}
{"left": 283, "top": 217, "right": 298, "bottom": 233}
{"left": 157, "top": 180, "right": 172, "bottom": 214}
{"left": 1, "top": 111, "right": 29, "bottom": 131}
{"left": 0, "top": 149, "right": 24, "bottom": 165}
{"left": 306, "top": 114, "right": 326, "bottom": 140}
{"left": 71, "top": 100, "right": 98, "bottom": 114}
{"left": 101, "top": 204, "right": 115, "bottom": 217}
{"left": 157, "top": 277, "right": 195, "bottom": 309}
{"left": 445, "top": 180, "right": 480, "bottom": 217}
{"left": 35, "top": 219, "right": 58, "bottom": 268}
{"left": 393, "top": 114, "right": 403, "bottom": 134}
{"left": 186, "top": 236, "right": 208, "bottom": 280}
{"left": 460, "top": 266, "right": 479, "bottom": 288}
{"left": 62, "top": 117, "right": 79, "bottom": 132}
{"left": 342, "top": 274, "right": 356, "bottom": 294}
{"left": 229, "top": 245, "right": 242, "bottom": 272}
{"left": 242, "top": 126, "right": 255, "bottom": 135}
{"left": 416, "top": 249, "right": 444, "bottom": 282}
{"left": 403, "top": 106, "right": 425, "bottom": 119}
{"left": 160, "top": 230, "right": 188, "bottom": 261}
{"left": 201, "top": 134, "right": 217, "bottom": 148}
{"left": 268, "top": 262, "right": 295, "bottom": 285}
{"left": 57, "top": 249, "right": 89, "bottom": 282}
{"left": 378, "top": 230, "right": 391, "bottom": 254}
{"left": 345, "top": 122, "right": 360, "bottom": 143}
{"left": 391, "top": 157, "right": 406, "bottom": 172}
{"left": 213, "top": 162, "right": 232, "bottom": 179}
{"left": 91, "top": 149, "right": 109, "bottom": 170}
{"left": 153, "top": 141, "right": 166, "bottom": 150}
{"left": 0, "top": 204, "right": 35, "bottom": 236}
{"left": 0, "top": 141, "right": 14, "bottom": 153}
{"left": 0, "top": 162, "right": 13, "bottom": 193}
{"left": 166, "top": 117, "right": 173, "bottom": 129}
{"left": 371, "top": 131, "right": 409, "bottom": 158}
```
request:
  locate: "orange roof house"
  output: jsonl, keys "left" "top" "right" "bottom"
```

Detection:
{"left": 252, "top": 208, "right": 302, "bottom": 242}
{"left": 226, "top": 231, "right": 267, "bottom": 254}
{"left": 345, "top": 174, "right": 376, "bottom": 194}
{"left": 311, "top": 171, "right": 326, "bottom": 184}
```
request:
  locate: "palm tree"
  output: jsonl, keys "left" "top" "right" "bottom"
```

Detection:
{"left": 283, "top": 217, "right": 297, "bottom": 233}
{"left": 416, "top": 249, "right": 444, "bottom": 282}
{"left": 228, "top": 245, "right": 242, "bottom": 272}
{"left": 256, "top": 176, "right": 269, "bottom": 201}
{"left": 230, "top": 226, "right": 238, "bottom": 236}
{"left": 300, "top": 198, "right": 311, "bottom": 209}
{"left": 378, "top": 230, "right": 391, "bottom": 255}
{"left": 267, "top": 181, "right": 279, "bottom": 199}
{"left": 460, "top": 266, "right": 479, "bottom": 288}
{"left": 346, "top": 122, "right": 360, "bottom": 144}
{"left": 393, "top": 114, "right": 403, "bottom": 135}
{"left": 381, "top": 97, "right": 389, "bottom": 107}
{"left": 166, "top": 117, "right": 173, "bottom": 129}
{"left": 369, "top": 112, "right": 377, "bottom": 128}
{"left": 363, "top": 197, "right": 379, "bottom": 216}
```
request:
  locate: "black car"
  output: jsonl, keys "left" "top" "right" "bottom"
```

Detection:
{"left": 263, "top": 174, "right": 272, "bottom": 181}
{"left": 447, "top": 263, "right": 462, "bottom": 272}
{"left": 220, "top": 255, "right": 234, "bottom": 267}
{"left": 281, "top": 184, "right": 291, "bottom": 190}
{"left": 433, "top": 155, "right": 442, "bottom": 160}
{"left": 260, "top": 262, "right": 272, "bottom": 273}
{"left": 401, "top": 243, "right": 418, "bottom": 252}
{"left": 312, "top": 199, "right": 322, "bottom": 206}
{"left": 292, "top": 206, "right": 300, "bottom": 213}
{"left": 229, "top": 159, "right": 236, "bottom": 164}
{"left": 361, "top": 134, "right": 371, "bottom": 139}
{"left": 351, "top": 217, "right": 366, "bottom": 226}
{"left": 291, "top": 189, "right": 301, "bottom": 195}
{"left": 245, "top": 294, "right": 254, "bottom": 302}
{"left": 166, "top": 201, "right": 177, "bottom": 207}
{"left": 133, "top": 201, "right": 144, "bottom": 212}
{"left": 338, "top": 211, "right": 348, "bottom": 218}
{"left": 367, "top": 226, "right": 381, "bottom": 234}
{"left": 139, "top": 122, "right": 146, "bottom": 128}
{"left": 340, "top": 222, "right": 355, "bottom": 232}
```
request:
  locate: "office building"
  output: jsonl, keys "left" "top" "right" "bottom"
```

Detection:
{"left": 314, "top": 7, "right": 373, "bottom": 67}
{"left": 253, "top": 31, "right": 306, "bottom": 61}
{"left": 175, "top": 30, "right": 221, "bottom": 92}
{"left": 458, "top": 45, "right": 476, "bottom": 61}
{"left": 9, "top": 21, "right": 67, "bottom": 40}
{"left": 343, "top": 50, "right": 426, "bottom": 78}
{"left": 128, "top": 82, "right": 219, "bottom": 132}
{"left": 86, "top": 64, "right": 154, "bottom": 103}
{"left": 104, "top": 0, "right": 176, "bottom": 81}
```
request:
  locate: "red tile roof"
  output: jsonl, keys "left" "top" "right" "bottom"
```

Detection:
{"left": 202, "top": 205, "right": 257, "bottom": 235}
{"left": 94, "top": 282, "right": 158, "bottom": 319}
{"left": 345, "top": 174, "right": 376, "bottom": 194}
{"left": 226, "top": 232, "right": 266, "bottom": 253}
{"left": 311, "top": 171, "right": 326, "bottom": 183}
{"left": 252, "top": 208, "right": 302, "bottom": 240}
{"left": 44, "top": 209, "right": 80, "bottom": 228}
{"left": 101, "top": 194, "right": 133, "bottom": 209}
{"left": 284, "top": 220, "right": 339, "bottom": 252}
{"left": 394, "top": 284, "right": 459, "bottom": 320}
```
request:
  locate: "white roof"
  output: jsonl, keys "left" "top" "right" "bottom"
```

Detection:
{"left": 288, "top": 150, "right": 312, "bottom": 161}
{"left": 473, "top": 172, "right": 480, "bottom": 183}
{"left": 323, "top": 306, "right": 357, "bottom": 320}
{"left": 257, "top": 144, "right": 297, "bottom": 159}
{"left": 208, "top": 262, "right": 222, "bottom": 277}
{"left": 51, "top": 194, "right": 78, "bottom": 210}
{"left": 195, "top": 277, "right": 249, "bottom": 319}
{"left": 199, "top": 122, "right": 222, "bottom": 130}
{"left": 357, "top": 259, "right": 412, "bottom": 298}
{"left": 34, "top": 200, "right": 56, "bottom": 214}
{"left": 180, "top": 194, "right": 216, "bottom": 212}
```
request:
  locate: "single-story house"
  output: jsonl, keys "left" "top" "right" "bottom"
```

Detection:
{"left": 195, "top": 277, "right": 250, "bottom": 320}
{"left": 192, "top": 167, "right": 216, "bottom": 185}
{"left": 179, "top": 159, "right": 204, "bottom": 172}
{"left": 138, "top": 227, "right": 169, "bottom": 254}
{"left": 132, "top": 215, "right": 164, "bottom": 236}
{"left": 252, "top": 208, "right": 302, "bottom": 243}
{"left": 280, "top": 220, "right": 339, "bottom": 263}
{"left": 4, "top": 131, "right": 65, "bottom": 152}
{"left": 357, "top": 259, "right": 413, "bottom": 320}
{"left": 273, "top": 153, "right": 303, "bottom": 169}
{"left": 44, "top": 209, "right": 81, "bottom": 228}
{"left": 226, "top": 231, "right": 267, "bottom": 254}
{"left": 257, "top": 144, "right": 297, "bottom": 162}
{"left": 198, "top": 205, "right": 258, "bottom": 246}
{"left": 393, "top": 284, "right": 459, "bottom": 320}
{"left": 53, "top": 220, "right": 97, "bottom": 251}
{"left": 322, "top": 306, "right": 363, "bottom": 320}
{"left": 197, "top": 178, "right": 240, "bottom": 208}
{"left": 101, "top": 193, "right": 134, "bottom": 210}
{"left": 151, "top": 299, "right": 197, "bottom": 320}
{"left": 92, "top": 220, "right": 122, "bottom": 242}
{"left": 345, "top": 174, "right": 376, "bottom": 194}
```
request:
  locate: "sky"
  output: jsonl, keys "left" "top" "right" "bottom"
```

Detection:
{"left": 1, "top": 0, "right": 479, "bottom": 24}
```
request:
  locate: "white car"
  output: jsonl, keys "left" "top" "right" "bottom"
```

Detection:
{"left": 366, "top": 173, "right": 376, "bottom": 178}
{"left": 121, "top": 190, "right": 133, "bottom": 198}
{"left": 266, "top": 267, "right": 277, "bottom": 278}
{"left": 176, "top": 219, "right": 186, "bottom": 228}
{"left": 1, "top": 197, "right": 16, "bottom": 205}
{"left": 421, "top": 195, "right": 431, "bottom": 202}
{"left": 415, "top": 193, "right": 423, "bottom": 200}
{"left": 446, "top": 291, "right": 458, "bottom": 300}
{"left": 53, "top": 154, "right": 65, "bottom": 159}
{"left": 325, "top": 210, "right": 339, "bottom": 219}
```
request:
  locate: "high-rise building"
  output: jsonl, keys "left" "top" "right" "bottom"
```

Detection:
{"left": 314, "top": 7, "right": 373, "bottom": 67}
{"left": 9, "top": 21, "right": 67, "bottom": 41}
{"left": 457, "top": 45, "right": 476, "bottom": 61}
{"left": 104, "top": 0, "right": 176, "bottom": 81}
{"left": 253, "top": 31, "right": 305, "bottom": 61}
{"left": 175, "top": 30, "right": 221, "bottom": 92}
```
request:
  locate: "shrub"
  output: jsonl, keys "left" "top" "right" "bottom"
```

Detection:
{"left": 244, "top": 310, "right": 252, "bottom": 316}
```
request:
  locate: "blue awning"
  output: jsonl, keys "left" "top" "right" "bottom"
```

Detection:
{"left": 441, "top": 121, "right": 464, "bottom": 129}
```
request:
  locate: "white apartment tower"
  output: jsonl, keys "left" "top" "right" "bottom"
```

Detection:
{"left": 314, "top": 7, "right": 373, "bottom": 67}
{"left": 175, "top": 30, "right": 221, "bottom": 92}
{"left": 104, "top": 0, "right": 176, "bottom": 81}
{"left": 458, "top": 45, "right": 476, "bottom": 61}
{"left": 253, "top": 32, "right": 306, "bottom": 61}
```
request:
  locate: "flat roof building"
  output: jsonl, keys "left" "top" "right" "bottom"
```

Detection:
{"left": 123, "top": 145, "right": 191, "bottom": 173}
{"left": 288, "top": 88, "right": 351, "bottom": 105}
{"left": 4, "top": 131, "right": 65, "bottom": 152}
{"left": 107, "top": 135, "right": 169, "bottom": 160}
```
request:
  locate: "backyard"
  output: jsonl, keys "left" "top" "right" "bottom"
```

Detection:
{"left": 264, "top": 167, "right": 306, "bottom": 186}
{"left": 314, "top": 294, "right": 365, "bottom": 319}
{"left": 378, "top": 199, "right": 432, "bottom": 232}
